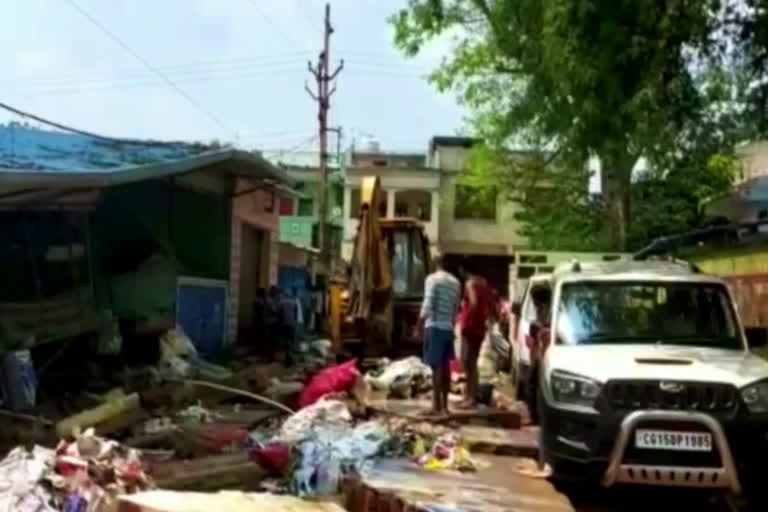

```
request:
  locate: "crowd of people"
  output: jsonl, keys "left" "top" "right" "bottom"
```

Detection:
{"left": 417, "top": 255, "right": 503, "bottom": 416}
{"left": 252, "top": 285, "right": 324, "bottom": 366}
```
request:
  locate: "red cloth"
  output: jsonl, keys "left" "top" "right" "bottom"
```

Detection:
{"left": 459, "top": 276, "right": 492, "bottom": 343}
{"left": 250, "top": 443, "right": 292, "bottom": 476}
{"left": 299, "top": 359, "right": 360, "bottom": 408}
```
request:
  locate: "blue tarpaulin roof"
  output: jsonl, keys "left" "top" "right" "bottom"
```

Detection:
{"left": 0, "top": 122, "right": 212, "bottom": 172}
{"left": 0, "top": 123, "right": 291, "bottom": 188}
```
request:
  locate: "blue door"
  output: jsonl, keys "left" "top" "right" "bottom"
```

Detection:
{"left": 177, "top": 281, "right": 227, "bottom": 357}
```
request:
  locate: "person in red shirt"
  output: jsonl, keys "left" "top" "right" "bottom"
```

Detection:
{"left": 457, "top": 263, "right": 494, "bottom": 409}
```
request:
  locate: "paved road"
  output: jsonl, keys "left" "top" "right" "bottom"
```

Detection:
{"left": 566, "top": 486, "right": 738, "bottom": 512}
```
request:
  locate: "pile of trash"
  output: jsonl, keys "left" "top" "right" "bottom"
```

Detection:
{"left": 364, "top": 356, "right": 432, "bottom": 399}
{"left": 268, "top": 399, "right": 392, "bottom": 497}
{"left": 414, "top": 432, "right": 476, "bottom": 472}
{"left": 157, "top": 328, "right": 233, "bottom": 382}
{"left": 0, "top": 342, "right": 493, "bottom": 507}
{"left": 0, "top": 428, "right": 152, "bottom": 512}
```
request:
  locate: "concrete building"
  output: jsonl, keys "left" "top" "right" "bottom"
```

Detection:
{"left": 342, "top": 150, "right": 441, "bottom": 260}
{"left": 339, "top": 135, "right": 628, "bottom": 299}
{"left": 277, "top": 165, "right": 344, "bottom": 255}
{"left": 427, "top": 136, "right": 527, "bottom": 294}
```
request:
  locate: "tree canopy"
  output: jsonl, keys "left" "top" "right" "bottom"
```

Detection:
{"left": 392, "top": 0, "right": 763, "bottom": 251}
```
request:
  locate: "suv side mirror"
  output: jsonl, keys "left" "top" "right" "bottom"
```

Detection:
{"left": 746, "top": 327, "right": 768, "bottom": 349}
{"left": 511, "top": 301, "right": 521, "bottom": 316}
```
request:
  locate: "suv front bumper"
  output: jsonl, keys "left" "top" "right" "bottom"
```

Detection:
{"left": 602, "top": 411, "right": 740, "bottom": 493}
{"left": 540, "top": 401, "right": 768, "bottom": 494}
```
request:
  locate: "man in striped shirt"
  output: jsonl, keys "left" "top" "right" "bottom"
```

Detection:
{"left": 417, "top": 254, "right": 461, "bottom": 415}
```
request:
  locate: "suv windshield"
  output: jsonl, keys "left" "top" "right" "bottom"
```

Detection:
{"left": 556, "top": 281, "right": 741, "bottom": 349}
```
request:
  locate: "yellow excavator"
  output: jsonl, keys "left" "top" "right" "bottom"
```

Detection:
{"left": 329, "top": 176, "right": 431, "bottom": 357}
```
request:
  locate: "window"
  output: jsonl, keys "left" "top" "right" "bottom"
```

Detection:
{"left": 454, "top": 184, "right": 496, "bottom": 220}
{"left": 517, "top": 266, "right": 536, "bottom": 279}
{"left": 297, "top": 198, "right": 314, "bottom": 216}
{"left": 387, "top": 230, "right": 428, "bottom": 297}
{"left": 394, "top": 190, "right": 432, "bottom": 221}
{"left": 520, "top": 254, "right": 547, "bottom": 264}
{"left": 278, "top": 197, "right": 294, "bottom": 216}
{"left": 556, "top": 282, "right": 739, "bottom": 349}
{"left": 523, "top": 285, "right": 551, "bottom": 323}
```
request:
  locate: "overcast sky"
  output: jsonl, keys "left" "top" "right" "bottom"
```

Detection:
{"left": 0, "top": 0, "right": 465, "bottom": 155}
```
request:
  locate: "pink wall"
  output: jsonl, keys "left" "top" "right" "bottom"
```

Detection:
{"left": 233, "top": 179, "right": 281, "bottom": 232}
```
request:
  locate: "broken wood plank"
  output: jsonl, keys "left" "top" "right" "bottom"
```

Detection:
{"left": 56, "top": 392, "right": 143, "bottom": 437}
{"left": 150, "top": 453, "right": 266, "bottom": 491}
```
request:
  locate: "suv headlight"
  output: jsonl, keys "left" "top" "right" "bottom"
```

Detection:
{"left": 550, "top": 370, "right": 602, "bottom": 408}
{"left": 741, "top": 381, "right": 768, "bottom": 413}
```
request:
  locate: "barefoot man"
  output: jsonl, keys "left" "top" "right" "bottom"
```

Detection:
{"left": 417, "top": 254, "right": 461, "bottom": 416}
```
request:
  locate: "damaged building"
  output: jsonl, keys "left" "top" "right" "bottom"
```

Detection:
{"left": 0, "top": 123, "right": 295, "bottom": 398}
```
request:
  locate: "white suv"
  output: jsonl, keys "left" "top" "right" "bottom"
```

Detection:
{"left": 536, "top": 260, "right": 768, "bottom": 499}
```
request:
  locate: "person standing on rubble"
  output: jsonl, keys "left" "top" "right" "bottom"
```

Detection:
{"left": 417, "top": 254, "right": 461, "bottom": 416}
{"left": 280, "top": 288, "right": 299, "bottom": 366}
{"left": 457, "top": 261, "right": 493, "bottom": 410}
{"left": 265, "top": 286, "right": 282, "bottom": 360}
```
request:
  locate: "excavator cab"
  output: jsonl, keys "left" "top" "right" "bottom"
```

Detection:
{"left": 329, "top": 176, "right": 431, "bottom": 356}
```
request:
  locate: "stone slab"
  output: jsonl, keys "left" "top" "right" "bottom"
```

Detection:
{"left": 343, "top": 456, "right": 574, "bottom": 512}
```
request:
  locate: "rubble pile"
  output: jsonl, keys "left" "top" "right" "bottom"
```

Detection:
{"left": 0, "top": 429, "right": 153, "bottom": 512}
{"left": 0, "top": 324, "right": 520, "bottom": 510}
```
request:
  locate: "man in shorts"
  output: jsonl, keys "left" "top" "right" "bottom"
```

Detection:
{"left": 417, "top": 255, "right": 461, "bottom": 415}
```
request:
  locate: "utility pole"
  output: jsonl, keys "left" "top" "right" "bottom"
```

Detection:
{"left": 306, "top": 3, "right": 343, "bottom": 267}
{"left": 327, "top": 126, "right": 342, "bottom": 166}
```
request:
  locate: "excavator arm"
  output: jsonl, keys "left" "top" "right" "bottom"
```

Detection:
{"left": 346, "top": 177, "right": 393, "bottom": 346}
{"left": 330, "top": 175, "right": 430, "bottom": 355}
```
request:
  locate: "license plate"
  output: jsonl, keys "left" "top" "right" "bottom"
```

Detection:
{"left": 635, "top": 430, "right": 712, "bottom": 452}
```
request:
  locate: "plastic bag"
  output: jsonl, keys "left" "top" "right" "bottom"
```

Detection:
{"left": 279, "top": 400, "right": 352, "bottom": 443}
{"left": 477, "top": 338, "right": 496, "bottom": 382}
{"left": 0, "top": 350, "right": 37, "bottom": 411}
{"left": 159, "top": 327, "right": 197, "bottom": 361}
{"left": 364, "top": 356, "right": 431, "bottom": 391}
{"left": 299, "top": 359, "right": 359, "bottom": 408}
{"left": 0, "top": 445, "right": 57, "bottom": 512}
{"left": 289, "top": 420, "right": 389, "bottom": 497}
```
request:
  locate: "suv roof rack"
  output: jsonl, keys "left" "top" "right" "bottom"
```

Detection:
{"left": 644, "top": 255, "right": 701, "bottom": 273}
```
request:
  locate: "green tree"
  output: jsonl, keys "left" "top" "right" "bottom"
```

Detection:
{"left": 392, "top": 0, "right": 728, "bottom": 250}
{"left": 463, "top": 144, "right": 606, "bottom": 250}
